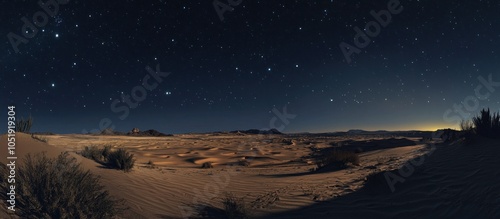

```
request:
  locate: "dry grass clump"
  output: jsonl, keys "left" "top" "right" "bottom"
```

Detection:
{"left": 0, "top": 152, "right": 123, "bottom": 218}
{"left": 80, "top": 145, "right": 135, "bottom": 172}
{"left": 106, "top": 148, "right": 135, "bottom": 172}
{"left": 15, "top": 115, "right": 33, "bottom": 133}
{"left": 472, "top": 108, "right": 500, "bottom": 139}
{"left": 81, "top": 145, "right": 105, "bottom": 161}
{"left": 222, "top": 193, "right": 249, "bottom": 219}
{"left": 30, "top": 134, "right": 48, "bottom": 143}
{"left": 460, "top": 108, "right": 500, "bottom": 144}
{"left": 316, "top": 150, "right": 360, "bottom": 171}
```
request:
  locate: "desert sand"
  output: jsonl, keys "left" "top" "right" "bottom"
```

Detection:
{"left": 1, "top": 132, "right": 499, "bottom": 218}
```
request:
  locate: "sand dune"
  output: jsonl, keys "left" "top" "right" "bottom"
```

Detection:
{"left": 2, "top": 132, "right": 497, "bottom": 218}
{"left": 263, "top": 138, "right": 500, "bottom": 218}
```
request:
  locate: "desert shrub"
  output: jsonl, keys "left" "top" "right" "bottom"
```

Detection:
{"left": 30, "top": 134, "right": 48, "bottom": 143}
{"left": 472, "top": 108, "right": 500, "bottom": 139}
{"left": 316, "top": 150, "right": 360, "bottom": 170}
{"left": 106, "top": 149, "right": 135, "bottom": 172}
{"left": 81, "top": 145, "right": 105, "bottom": 161}
{"left": 222, "top": 193, "right": 249, "bottom": 219}
{"left": 15, "top": 115, "right": 33, "bottom": 133}
{"left": 0, "top": 152, "right": 123, "bottom": 218}
{"left": 80, "top": 146, "right": 135, "bottom": 172}
{"left": 101, "top": 145, "right": 112, "bottom": 158}
{"left": 201, "top": 162, "right": 213, "bottom": 169}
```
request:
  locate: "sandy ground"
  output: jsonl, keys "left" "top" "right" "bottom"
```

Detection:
{"left": 1, "top": 132, "right": 498, "bottom": 218}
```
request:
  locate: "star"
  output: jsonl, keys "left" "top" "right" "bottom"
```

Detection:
{"left": 55, "top": 34, "right": 59, "bottom": 38}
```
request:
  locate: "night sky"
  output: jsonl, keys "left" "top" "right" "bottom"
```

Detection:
{"left": 1, "top": 0, "right": 500, "bottom": 134}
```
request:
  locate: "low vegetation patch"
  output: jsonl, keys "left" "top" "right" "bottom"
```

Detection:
{"left": 0, "top": 152, "right": 124, "bottom": 218}
{"left": 461, "top": 108, "right": 500, "bottom": 144}
{"left": 472, "top": 108, "right": 500, "bottom": 139}
{"left": 80, "top": 145, "right": 135, "bottom": 172}
{"left": 316, "top": 150, "right": 360, "bottom": 171}
{"left": 81, "top": 145, "right": 106, "bottom": 161}
{"left": 106, "top": 148, "right": 135, "bottom": 172}
{"left": 30, "top": 134, "right": 48, "bottom": 143}
{"left": 222, "top": 193, "right": 249, "bottom": 219}
{"left": 201, "top": 162, "right": 213, "bottom": 169}
{"left": 15, "top": 115, "right": 33, "bottom": 133}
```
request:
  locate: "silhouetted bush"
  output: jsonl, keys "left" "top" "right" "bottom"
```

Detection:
{"left": 470, "top": 108, "right": 500, "bottom": 139}
{"left": 15, "top": 115, "right": 33, "bottom": 133}
{"left": 316, "top": 150, "right": 360, "bottom": 170}
{"left": 0, "top": 152, "right": 123, "bottom": 218}
{"left": 222, "top": 193, "right": 249, "bottom": 219}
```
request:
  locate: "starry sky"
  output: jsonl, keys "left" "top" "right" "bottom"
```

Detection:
{"left": 1, "top": 0, "right": 500, "bottom": 134}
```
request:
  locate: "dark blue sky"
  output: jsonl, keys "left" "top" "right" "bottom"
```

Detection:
{"left": 2, "top": 0, "right": 500, "bottom": 134}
